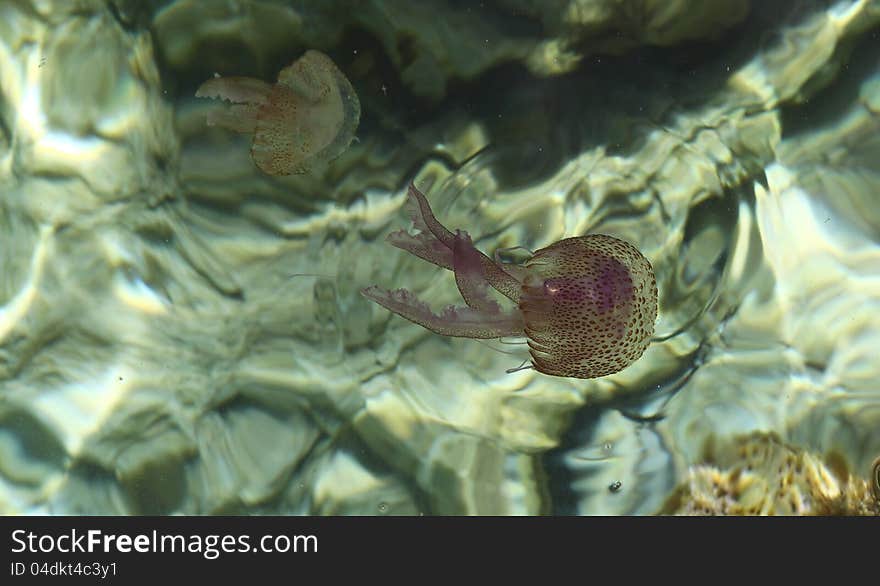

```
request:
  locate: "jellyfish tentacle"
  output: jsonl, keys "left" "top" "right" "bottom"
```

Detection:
{"left": 361, "top": 286, "right": 523, "bottom": 339}
{"left": 505, "top": 360, "right": 533, "bottom": 374}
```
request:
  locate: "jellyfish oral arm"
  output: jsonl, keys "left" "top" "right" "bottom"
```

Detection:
{"left": 195, "top": 76, "right": 272, "bottom": 105}
{"left": 387, "top": 184, "right": 523, "bottom": 302}
{"left": 383, "top": 224, "right": 496, "bottom": 311}
{"left": 360, "top": 286, "right": 523, "bottom": 339}
{"left": 363, "top": 183, "right": 533, "bottom": 338}
{"left": 452, "top": 229, "right": 503, "bottom": 312}
{"left": 195, "top": 76, "right": 273, "bottom": 134}
{"left": 385, "top": 189, "right": 455, "bottom": 270}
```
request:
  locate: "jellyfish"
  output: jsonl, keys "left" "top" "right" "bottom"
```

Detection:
{"left": 361, "top": 183, "right": 658, "bottom": 379}
{"left": 195, "top": 50, "right": 360, "bottom": 176}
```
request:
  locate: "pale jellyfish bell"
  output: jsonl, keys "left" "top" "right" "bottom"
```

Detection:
{"left": 195, "top": 50, "right": 361, "bottom": 175}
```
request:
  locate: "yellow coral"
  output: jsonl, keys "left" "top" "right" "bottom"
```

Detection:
{"left": 873, "top": 457, "right": 880, "bottom": 502}
{"left": 662, "top": 433, "right": 879, "bottom": 516}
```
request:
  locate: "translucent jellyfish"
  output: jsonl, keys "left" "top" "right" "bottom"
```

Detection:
{"left": 361, "top": 183, "right": 658, "bottom": 379}
{"left": 195, "top": 50, "right": 360, "bottom": 175}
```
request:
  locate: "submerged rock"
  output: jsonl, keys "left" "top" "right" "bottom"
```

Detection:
{"left": 154, "top": 0, "right": 751, "bottom": 99}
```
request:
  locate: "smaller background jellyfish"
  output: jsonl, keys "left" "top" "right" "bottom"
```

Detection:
{"left": 195, "top": 50, "right": 361, "bottom": 176}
